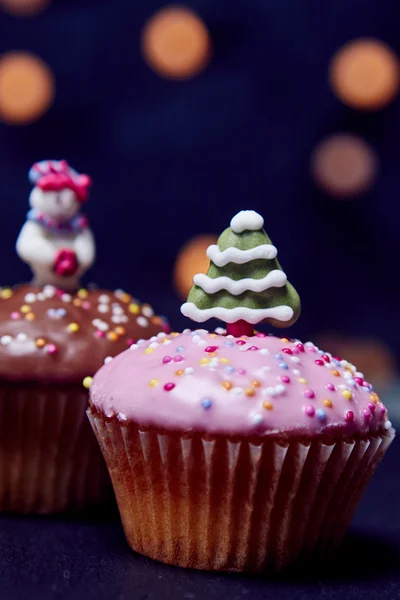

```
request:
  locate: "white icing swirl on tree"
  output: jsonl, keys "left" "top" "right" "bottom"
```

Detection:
{"left": 193, "top": 270, "right": 287, "bottom": 295}
{"left": 206, "top": 244, "right": 277, "bottom": 266}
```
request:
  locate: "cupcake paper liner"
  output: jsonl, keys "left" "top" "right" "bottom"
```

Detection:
{"left": 0, "top": 383, "right": 112, "bottom": 514}
{"left": 88, "top": 408, "right": 394, "bottom": 572}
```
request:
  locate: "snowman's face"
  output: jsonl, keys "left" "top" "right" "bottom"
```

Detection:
{"left": 29, "top": 187, "right": 80, "bottom": 220}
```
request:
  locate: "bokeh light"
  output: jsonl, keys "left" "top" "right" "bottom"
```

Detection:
{"left": 311, "top": 134, "right": 378, "bottom": 198}
{"left": 174, "top": 235, "right": 217, "bottom": 299}
{"left": 330, "top": 39, "right": 399, "bottom": 111}
{"left": 0, "top": 0, "right": 50, "bottom": 16}
{"left": 141, "top": 6, "right": 211, "bottom": 79}
{"left": 0, "top": 52, "right": 55, "bottom": 125}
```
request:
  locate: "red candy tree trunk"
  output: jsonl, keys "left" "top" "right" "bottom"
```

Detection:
{"left": 226, "top": 320, "right": 254, "bottom": 338}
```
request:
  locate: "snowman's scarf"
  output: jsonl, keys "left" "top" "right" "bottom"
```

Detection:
{"left": 27, "top": 209, "right": 88, "bottom": 233}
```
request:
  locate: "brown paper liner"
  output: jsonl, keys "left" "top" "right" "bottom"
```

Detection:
{"left": 0, "top": 383, "right": 113, "bottom": 514}
{"left": 88, "top": 408, "right": 394, "bottom": 572}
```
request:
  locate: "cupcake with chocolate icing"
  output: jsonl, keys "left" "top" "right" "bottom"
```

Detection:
{"left": 0, "top": 160, "right": 169, "bottom": 514}
{"left": 88, "top": 210, "right": 394, "bottom": 571}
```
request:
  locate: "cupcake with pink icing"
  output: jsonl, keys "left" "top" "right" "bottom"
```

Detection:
{"left": 88, "top": 210, "right": 394, "bottom": 572}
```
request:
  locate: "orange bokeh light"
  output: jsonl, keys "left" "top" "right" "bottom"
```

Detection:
{"left": 0, "top": 0, "right": 50, "bottom": 16}
{"left": 141, "top": 6, "right": 211, "bottom": 79}
{"left": 0, "top": 52, "right": 55, "bottom": 125}
{"left": 311, "top": 134, "right": 378, "bottom": 198}
{"left": 174, "top": 235, "right": 217, "bottom": 299}
{"left": 330, "top": 38, "right": 399, "bottom": 111}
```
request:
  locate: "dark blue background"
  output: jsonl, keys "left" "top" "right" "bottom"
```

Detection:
{"left": 0, "top": 0, "right": 399, "bottom": 359}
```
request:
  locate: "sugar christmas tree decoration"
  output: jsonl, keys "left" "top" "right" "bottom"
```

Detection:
{"left": 16, "top": 160, "right": 95, "bottom": 291}
{"left": 181, "top": 210, "right": 301, "bottom": 336}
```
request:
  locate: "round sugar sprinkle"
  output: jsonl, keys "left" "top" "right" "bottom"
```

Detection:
{"left": 83, "top": 376, "right": 93, "bottom": 389}
{"left": 252, "top": 413, "right": 264, "bottom": 426}
{"left": 304, "top": 405, "right": 315, "bottom": 417}
{"left": 201, "top": 398, "right": 213, "bottom": 410}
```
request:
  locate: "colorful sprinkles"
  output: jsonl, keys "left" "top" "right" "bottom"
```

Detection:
{"left": 111, "top": 329, "right": 393, "bottom": 434}
{"left": 0, "top": 286, "right": 170, "bottom": 387}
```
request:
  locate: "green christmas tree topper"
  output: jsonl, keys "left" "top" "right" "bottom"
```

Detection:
{"left": 181, "top": 210, "right": 301, "bottom": 336}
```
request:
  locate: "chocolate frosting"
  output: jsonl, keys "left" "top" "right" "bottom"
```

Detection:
{"left": 0, "top": 284, "right": 170, "bottom": 383}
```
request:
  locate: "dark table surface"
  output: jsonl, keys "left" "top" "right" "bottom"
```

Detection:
{"left": 0, "top": 425, "right": 399, "bottom": 600}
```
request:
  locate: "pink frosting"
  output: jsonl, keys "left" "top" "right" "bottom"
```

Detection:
{"left": 90, "top": 330, "right": 391, "bottom": 437}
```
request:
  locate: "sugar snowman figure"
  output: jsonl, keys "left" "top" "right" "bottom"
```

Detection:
{"left": 16, "top": 160, "right": 95, "bottom": 290}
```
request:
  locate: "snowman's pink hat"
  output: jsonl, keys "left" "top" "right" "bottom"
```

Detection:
{"left": 29, "top": 160, "right": 91, "bottom": 203}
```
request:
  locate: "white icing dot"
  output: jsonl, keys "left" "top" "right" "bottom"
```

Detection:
{"left": 98, "top": 294, "right": 110, "bottom": 303}
{"left": 259, "top": 348, "right": 270, "bottom": 356}
{"left": 104, "top": 356, "right": 113, "bottom": 364}
{"left": 118, "top": 412, "right": 127, "bottom": 421}
{"left": 355, "top": 371, "right": 364, "bottom": 378}
{"left": 43, "top": 285, "right": 56, "bottom": 298}
{"left": 142, "top": 305, "right": 154, "bottom": 318}
{"left": 16, "top": 333, "right": 28, "bottom": 342}
{"left": 112, "top": 315, "right": 125, "bottom": 324}
{"left": 251, "top": 412, "right": 264, "bottom": 426}
{"left": 340, "top": 360, "right": 348, "bottom": 368}
{"left": 112, "top": 306, "right": 124, "bottom": 315}
{"left": 230, "top": 210, "right": 264, "bottom": 233}
{"left": 137, "top": 316, "right": 149, "bottom": 328}
{"left": 343, "top": 372, "right": 352, "bottom": 379}
{"left": 149, "top": 342, "right": 158, "bottom": 349}
{"left": 209, "top": 358, "right": 219, "bottom": 368}
{"left": 290, "top": 356, "right": 300, "bottom": 363}
{"left": 61, "top": 294, "right": 72, "bottom": 302}
{"left": 184, "top": 367, "right": 194, "bottom": 375}
{"left": 92, "top": 319, "right": 109, "bottom": 331}
{"left": 275, "top": 384, "right": 286, "bottom": 395}
{"left": 264, "top": 387, "right": 277, "bottom": 397}
{"left": 24, "top": 293, "right": 36, "bottom": 303}
{"left": 293, "top": 369, "right": 301, "bottom": 376}
{"left": 214, "top": 327, "right": 226, "bottom": 335}
{"left": 130, "top": 344, "right": 138, "bottom": 350}
{"left": 98, "top": 305, "right": 109, "bottom": 313}
{"left": 232, "top": 387, "right": 243, "bottom": 395}
{"left": 37, "top": 293, "right": 46, "bottom": 301}
{"left": 163, "top": 340, "right": 172, "bottom": 346}
{"left": 385, "top": 420, "right": 392, "bottom": 430}
{"left": 1, "top": 335, "right": 12, "bottom": 345}
{"left": 338, "top": 384, "right": 347, "bottom": 390}
{"left": 137, "top": 339, "right": 145, "bottom": 344}
{"left": 239, "top": 343, "right": 252, "bottom": 352}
